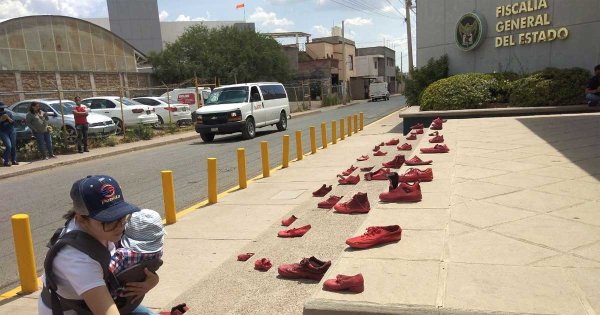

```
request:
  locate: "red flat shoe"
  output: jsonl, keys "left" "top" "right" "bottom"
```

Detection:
{"left": 278, "top": 256, "right": 331, "bottom": 280}
{"left": 255, "top": 258, "right": 273, "bottom": 271}
{"left": 420, "top": 144, "right": 450, "bottom": 154}
{"left": 410, "top": 129, "right": 423, "bottom": 135}
{"left": 372, "top": 145, "right": 380, "bottom": 152}
{"left": 342, "top": 165, "right": 358, "bottom": 176}
{"left": 385, "top": 138, "right": 399, "bottom": 146}
{"left": 312, "top": 184, "right": 332, "bottom": 197}
{"left": 334, "top": 193, "right": 370, "bottom": 214}
{"left": 318, "top": 195, "right": 342, "bottom": 209}
{"left": 278, "top": 224, "right": 311, "bottom": 237}
{"left": 360, "top": 165, "right": 374, "bottom": 172}
{"left": 381, "top": 155, "right": 405, "bottom": 169}
{"left": 364, "top": 167, "right": 391, "bottom": 181}
{"left": 406, "top": 134, "right": 417, "bottom": 140}
{"left": 356, "top": 155, "right": 369, "bottom": 161}
{"left": 281, "top": 215, "right": 297, "bottom": 226}
{"left": 323, "top": 273, "right": 364, "bottom": 293}
{"left": 405, "top": 156, "right": 433, "bottom": 165}
{"left": 338, "top": 174, "right": 360, "bottom": 185}
{"left": 398, "top": 168, "right": 433, "bottom": 182}
{"left": 429, "top": 135, "right": 444, "bottom": 143}
{"left": 397, "top": 143, "right": 412, "bottom": 151}
{"left": 430, "top": 122, "right": 443, "bottom": 130}
{"left": 373, "top": 150, "right": 387, "bottom": 156}
{"left": 346, "top": 225, "right": 402, "bottom": 249}
{"left": 237, "top": 253, "right": 255, "bottom": 261}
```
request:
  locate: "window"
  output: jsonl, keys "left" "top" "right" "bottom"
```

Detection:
{"left": 250, "top": 86, "right": 261, "bottom": 102}
{"left": 374, "top": 58, "right": 378, "bottom": 69}
{"left": 135, "top": 98, "right": 160, "bottom": 106}
{"left": 13, "top": 103, "right": 31, "bottom": 113}
{"left": 205, "top": 86, "right": 250, "bottom": 105}
{"left": 348, "top": 55, "right": 353, "bottom": 70}
{"left": 259, "top": 84, "right": 287, "bottom": 100}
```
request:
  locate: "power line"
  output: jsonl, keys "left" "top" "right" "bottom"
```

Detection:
{"left": 385, "top": 0, "right": 405, "bottom": 18}
{"left": 328, "top": 0, "right": 401, "bottom": 20}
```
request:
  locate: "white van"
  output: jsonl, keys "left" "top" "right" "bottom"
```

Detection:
{"left": 194, "top": 82, "right": 290, "bottom": 142}
{"left": 160, "top": 87, "right": 212, "bottom": 112}
{"left": 369, "top": 82, "right": 390, "bottom": 102}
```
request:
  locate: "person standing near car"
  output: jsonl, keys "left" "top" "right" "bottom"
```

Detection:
{"left": 26, "top": 101, "right": 56, "bottom": 160}
{"left": 73, "top": 96, "right": 89, "bottom": 153}
{"left": 0, "top": 102, "right": 18, "bottom": 166}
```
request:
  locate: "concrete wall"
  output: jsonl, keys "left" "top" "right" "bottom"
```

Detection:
{"left": 417, "top": 0, "right": 600, "bottom": 74}
{"left": 355, "top": 55, "right": 379, "bottom": 77}
{"left": 107, "top": 0, "right": 163, "bottom": 55}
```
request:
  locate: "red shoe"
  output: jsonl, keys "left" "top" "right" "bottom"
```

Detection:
{"left": 356, "top": 155, "right": 369, "bottom": 161}
{"left": 372, "top": 145, "right": 380, "bottom": 152}
{"left": 337, "top": 174, "right": 360, "bottom": 185}
{"left": 360, "top": 166, "right": 374, "bottom": 172}
{"left": 160, "top": 303, "right": 189, "bottom": 315}
{"left": 430, "top": 122, "right": 443, "bottom": 130}
{"left": 342, "top": 165, "right": 358, "bottom": 176}
{"left": 406, "top": 134, "right": 417, "bottom": 140}
{"left": 379, "top": 179, "right": 422, "bottom": 202}
{"left": 318, "top": 195, "right": 342, "bottom": 209}
{"left": 397, "top": 143, "right": 412, "bottom": 151}
{"left": 410, "top": 129, "right": 424, "bottom": 135}
{"left": 313, "top": 184, "right": 332, "bottom": 197}
{"left": 420, "top": 144, "right": 450, "bottom": 153}
{"left": 237, "top": 253, "right": 255, "bottom": 261}
{"left": 405, "top": 155, "right": 432, "bottom": 166}
{"left": 334, "top": 192, "right": 370, "bottom": 214}
{"left": 378, "top": 141, "right": 385, "bottom": 146}
{"left": 278, "top": 256, "right": 331, "bottom": 281}
{"left": 364, "top": 168, "right": 391, "bottom": 181}
{"left": 428, "top": 131, "right": 439, "bottom": 136}
{"left": 433, "top": 117, "right": 446, "bottom": 124}
{"left": 254, "top": 258, "right": 272, "bottom": 271}
{"left": 281, "top": 215, "right": 297, "bottom": 226}
{"left": 382, "top": 155, "right": 405, "bottom": 169}
{"left": 385, "top": 138, "right": 399, "bottom": 146}
{"left": 398, "top": 168, "right": 433, "bottom": 182}
{"left": 429, "top": 135, "right": 444, "bottom": 143}
{"left": 410, "top": 123, "right": 424, "bottom": 129}
{"left": 278, "top": 224, "right": 311, "bottom": 238}
{"left": 323, "top": 274, "right": 364, "bottom": 293}
{"left": 373, "top": 150, "right": 387, "bottom": 156}
{"left": 346, "top": 225, "right": 402, "bottom": 249}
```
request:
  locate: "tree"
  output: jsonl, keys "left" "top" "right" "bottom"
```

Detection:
{"left": 148, "top": 25, "right": 290, "bottom": 84}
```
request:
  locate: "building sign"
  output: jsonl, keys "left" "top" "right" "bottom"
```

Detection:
{"left": 455, "top": 12, "right": 486, "bottom": 51}
{"left": 495, "top": 0, "right": 568, "bottom": 47}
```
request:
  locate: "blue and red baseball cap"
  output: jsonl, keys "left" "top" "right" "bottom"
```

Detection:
{"left": 70, "top": 175, "right": 140, "bottom": 222}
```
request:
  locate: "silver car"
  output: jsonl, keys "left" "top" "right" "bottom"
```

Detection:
{"left": 10, "top": 99, "right": 117, "bottom": 143}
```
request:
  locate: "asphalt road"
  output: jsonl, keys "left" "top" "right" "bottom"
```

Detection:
{"left": 0, "top": 96, "right": 405, "bottom": 292}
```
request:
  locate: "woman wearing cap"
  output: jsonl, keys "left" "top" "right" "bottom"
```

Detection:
{"left": 38, "top": 175, "right": 159, "bottom": 315}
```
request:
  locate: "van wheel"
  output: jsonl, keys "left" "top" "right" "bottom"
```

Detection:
{"left": 276, "top": 111, "right": 287, "bottom": 131}
{"left": 242, "top": 117, "right": 256, "bottom": 139}
{"left": 200, "top": 132, "right": 215, "bottom": 142}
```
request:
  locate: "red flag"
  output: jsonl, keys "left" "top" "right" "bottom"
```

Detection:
{"left": 236, "top": 3, "right": 245, "bottom": 9}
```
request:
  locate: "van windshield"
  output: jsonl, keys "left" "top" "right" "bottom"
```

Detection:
{"left": 205, "top": 87, "right": 249, "bottom": 105}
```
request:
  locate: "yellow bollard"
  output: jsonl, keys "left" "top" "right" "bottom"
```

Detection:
{"left": 332, "top": 120, "right": 337, "bottom": 144}
{"left": 161, "top": 170, "right": 177, "bottom": 225}
{"left": 354, "top": 114, "right": 358, "bottom": 133}
{"left": 207, "top": 158, "right": 217, "bottom": 203}
{"left": 237, "top": 148, "right": 247, "bottom": 188}
{"left": 310, "top": 126, "right": 317, "bottom": 154}
{"left": 347, "top": 116, "right": 352, "bottom": 137}
{"left": 295, "top": 130, "right": 303, "bottom": 160}
{"left": 11, "top": 214, "right": 38, "bottom": 293}
{"left": 282, "top": 135, "right": 290, "bottom": 168}
{"left": 321, "top": 122, "right": 327, "bottom": 149}
{"left": 360, "top": 112, "right": 364, "bottom": 130}
{"left": 261, "top": 141, "right": 270, "bottom": 177}
{"left": 340, "top": 118, "right": 345, "bottom": 140}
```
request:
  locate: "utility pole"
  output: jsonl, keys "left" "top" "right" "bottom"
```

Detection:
{"left": 342, "top": 20, "right": 346, "bottom": 105}
{"left": 405, "top": 0, "right": 414, "bottom": 76}
{"left": 400, "top": 53, "right": 403, "bottom": 74}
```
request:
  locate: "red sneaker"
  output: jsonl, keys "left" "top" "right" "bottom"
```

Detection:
{"left": 433, "top": 117, "right": 447, "bottom": 124}
{"left": 429, "top": 135, "right": 444, "bottom": 143}
{"left": 372, "top": 145, "right": 380, "bottom": 152}
{"left": 373, "top": 150, "right": 388, "bottom": 156}
{"left": 405, "top": 156, "right": 433, "bottom": 165}
{"left": 420, "top": 144, "right": 450, "bottom": 153}
{"left": 342, "top": 165, "right": 358, "bottom": 176}
{"left": 360, "top": 166, "right": 374, "bottom": 172}
{"left": 428, "top": 131, "right": 439, "bottom": 136}
{"left": 281, "top": 215, "right": 298, "bottom": 226}
{"left": 337, "top": 174, "right": 360, "bottom": 185}
{"left": 410, "top": 129, "right": 424, "bottom": 135}
{"left": 318, "top": 195, "right": 342, "bottom": 209}
{"left": 382, "top": 155, "right": 405, "bottom": 169}
{"left": 410, "top": 123, "right": 424, "bottom": 129}
{"left": 278, "top": 256, "right": 331, "bottom": 281}
{"left": 397, "top": 143, "right": 412, "bottom": 151}
{"left": 364, "top": 168, "right": 391, "bottom": 181}
{"left": 312, "top": 184, "right": 332, "bottom": 197}
{"left": 379, "top": 181, "right": 422, "bottom": 202}
{"left": 398, "top": 168, "right": 433, "bottom": 182}
{"left": 378, "top": 141, "right": 385, "bottom": 146}
{"left": 254, "top": 258, "right": 272, "bottom": 271}
{"left": 356, "top": 155, "right": 369, "bottom": 161}
{"left": 334, "top": 192, "right": 370, "bottom": 214}
{"left": 346, "top": 225, "right": 402, "bottom": 249}
{"left": 406, "top": 134, "right": 417, "bottom": 140}
{"left": 385, "top": 138, "right": 400, "bottom": 146}
{"left": 278, "top": 224, "right": 311, "bottom": 238}
{"left": 430, "top": 122, "right": 443, "bottom": 130}
{"left": 323, "top": 273, "right": 364, "bottom": 293}
{"left": 237, "top": 253, "right": 255, "bottom": 261}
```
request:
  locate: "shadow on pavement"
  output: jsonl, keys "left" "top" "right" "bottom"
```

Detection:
{"left": 188, "top": 129, "right": 282, "bottom": 145}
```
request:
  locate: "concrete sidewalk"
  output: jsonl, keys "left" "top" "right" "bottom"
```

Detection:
{"left": 2, "top": 110, "right": 599, "bottom": 314}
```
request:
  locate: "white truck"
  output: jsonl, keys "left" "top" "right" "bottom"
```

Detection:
{"left": 369, "top": 82, "right": 390, "bottom": 102}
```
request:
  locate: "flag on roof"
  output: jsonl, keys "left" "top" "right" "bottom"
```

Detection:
{"left": 236, "top": 3, "right": 245, "bottom": 9}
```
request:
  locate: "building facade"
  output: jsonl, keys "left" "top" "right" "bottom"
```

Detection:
{"left": 306, "top": 36, "right": 356, "bottom": 84}
{"left": 417, "top": 0, "right": 600, "bottom": 74}
{"left": 355, "top": 46, "right": 396, "bottom": 94}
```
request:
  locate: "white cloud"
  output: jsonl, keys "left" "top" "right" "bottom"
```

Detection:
{"left": 159, "top": 10, "right": 169, "bottom": 21}
{"left": 313, "top": 25, "right": 329, "bottom": 37}
{"left": 345, "top": 17, "right": 371, "bottom": 26}
{"left": 249, "top": 7, "right": 293, "bottom": 26}
{"left": 272, "top": 28, "right": 289, "bottom": 33}
{"left": 0, "top": 0, "right": 104, "bottom": 19}
{"left": 346, "top": 30, "right": 356, "bottom": 40}
{"left": 381, "top": 5, "right": 395, "bottom": 13}
{"left": 0, "top": 0, "right": 33, "bottom": 19}
{"left": 175, "top": 14, "right": 191, "bottom": 21}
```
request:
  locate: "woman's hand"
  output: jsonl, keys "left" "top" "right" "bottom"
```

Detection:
{"left": 122, "top": 268, "right": 159, "bottom": 304}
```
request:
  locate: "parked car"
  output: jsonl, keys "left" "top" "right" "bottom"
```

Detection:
{"left": 9, "top": 99, "right": 117, "bottom": 143}
{"left": 80, "top": 97, "right": 159, "bottom": 134}
{"left": 132, "top": 97, "right": 192, "bottom": 126}
{"left": 194, "top": 82, "right": 289, "bottom": 142}
{"left": 160, "top": 87, "right": 211, "bottom": 112}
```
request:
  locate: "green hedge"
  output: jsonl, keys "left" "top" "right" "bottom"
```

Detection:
{"left": 420, "top": 73, "right": 499, "bottom": 111}
{"left": 404, "top": 55, "right": 448, "bottom": 106}
{"left": 509, "top": 67, "right": 589, "bottom": 107}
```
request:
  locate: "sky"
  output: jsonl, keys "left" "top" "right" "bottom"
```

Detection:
{"left": 0, "top": 0, "right": 417, "bottom": 71}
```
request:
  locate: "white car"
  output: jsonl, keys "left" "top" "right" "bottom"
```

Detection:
{"left": 81, "top": 97, "right": 159, "bottom": 133}
{"left": 132, "top": 97, "right": 192, "bottom": 126}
